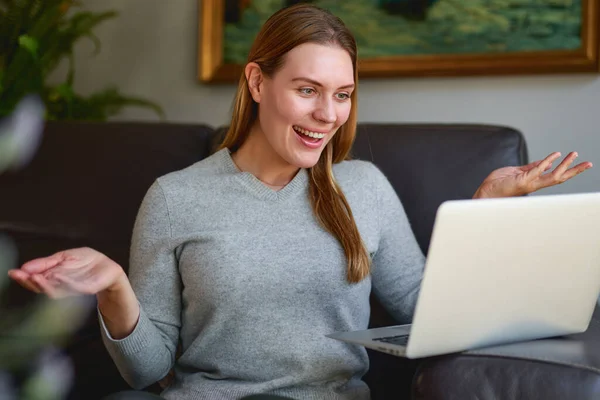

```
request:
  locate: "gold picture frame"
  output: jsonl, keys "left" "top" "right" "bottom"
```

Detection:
{"left": 198, "top": 0, "right": 600, "bottom": 83}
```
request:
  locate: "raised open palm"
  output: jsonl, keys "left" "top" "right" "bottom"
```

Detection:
{"left": 8, "top": 247, "right": 125, "bottom": 298}
{"left": 474, "top": 151, "right": 593, "bottom": 199}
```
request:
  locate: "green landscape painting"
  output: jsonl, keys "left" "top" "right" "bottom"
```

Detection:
{"left": 223, "top": 0, "right": 583, "bottom": 64}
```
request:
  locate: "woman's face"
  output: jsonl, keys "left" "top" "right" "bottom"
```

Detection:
{"left": 252, "top": 43, "right": 355, "bottom": 169}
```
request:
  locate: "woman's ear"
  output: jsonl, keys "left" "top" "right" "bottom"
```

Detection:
{"left": 245, "top": 62, "right": 263, "bottom": 103}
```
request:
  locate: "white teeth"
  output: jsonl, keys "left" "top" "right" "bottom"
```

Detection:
{"left": 294, "top": 126, "right": 325, "bottom": 139}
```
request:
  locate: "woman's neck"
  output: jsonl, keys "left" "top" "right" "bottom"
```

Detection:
{"left": 231, "top": 126, "right": 300, "bottom": 189}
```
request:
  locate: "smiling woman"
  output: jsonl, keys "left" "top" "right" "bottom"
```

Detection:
{"left": 217, "top": 6, "right": 372, "bottom": 284}
{"left": 8, "top": 3, "right": 593, "bottom": 400}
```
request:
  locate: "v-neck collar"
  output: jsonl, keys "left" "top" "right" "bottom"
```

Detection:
{"left": 218, "top": 148, "right": 308, "bottom": 201}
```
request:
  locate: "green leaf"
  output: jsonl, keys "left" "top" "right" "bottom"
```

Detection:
{"left": 54, "top": 82, "right": 73, "bottom": 99}
{"left": 18, "top": 33, "right": 38, "bottom": 58}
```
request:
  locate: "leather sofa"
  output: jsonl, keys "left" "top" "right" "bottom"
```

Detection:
{"left": 1, "top": 121, "right": 599, "bottom": 400}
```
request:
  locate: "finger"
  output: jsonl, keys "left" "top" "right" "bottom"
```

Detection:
{"left": 21, "top": 251, "right": 66, "bottom": 274}
{"left": 8, "top": 270, "right": 42, "bottom": 294}
{"left": 520, "top": 160, "right": 543, "bottom": 172}
{"left": 534, "top": 161, "right": 593, "bottom": 191}
{"left": 21, "top": 279, "right": 43, "bottom": 294}
{"left": 524, "top": 160, "right": 553, "bottom": 173}
{"left": 10, "top": 275, "right": 43, "bottom": 294}
{"left": 8, "top": 269, "right": 30, "bottom": 280}
{"left": 555, "top": 161, "right": 593, "bottom": 182}
{"left": 527, "top": 152, "right": 562, "bottom": 178}
{"left": 549, "top": 151, "right": 578, "bottom": 177}
{"left": 31, "top": 274, "right": 66, "bottom": 299}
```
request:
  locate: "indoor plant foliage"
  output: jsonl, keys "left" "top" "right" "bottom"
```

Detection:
{"left": 0, "top": 0, "right": 164, "bottom": 120}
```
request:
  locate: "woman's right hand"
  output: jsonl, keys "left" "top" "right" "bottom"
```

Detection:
{"left": 10, "top": 247, "right": 140, "bottom": 339}
{"left": 8, "top": 247, "right": 127, "bottom": 299}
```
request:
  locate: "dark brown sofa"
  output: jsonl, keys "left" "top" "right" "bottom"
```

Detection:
{"left": 2, "top": 121, "right": 599, "bottom": 400}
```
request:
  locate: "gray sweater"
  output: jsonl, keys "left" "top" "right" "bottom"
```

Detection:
{"left": 100, "top": 148, "right": 425, "bottom": 400}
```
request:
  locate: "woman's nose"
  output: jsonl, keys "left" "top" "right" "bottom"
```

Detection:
{"left": 313, "top": 99, "right": 336, "bottom": 124}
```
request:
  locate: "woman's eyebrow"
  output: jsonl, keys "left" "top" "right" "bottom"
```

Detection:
{"left": 291, "top": 77, "right": 355, "bottom": 90}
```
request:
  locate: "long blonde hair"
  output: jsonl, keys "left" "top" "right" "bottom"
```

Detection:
{"left": 218, "top": 4, "right": 370, "bottom": 283}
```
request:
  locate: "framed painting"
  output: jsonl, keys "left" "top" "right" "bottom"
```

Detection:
{"left": 198, "top": 0, "right": 600, "bottom": 83}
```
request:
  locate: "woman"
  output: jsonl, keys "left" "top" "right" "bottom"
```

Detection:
{"left": 7, "top": 4, "right": 591, "bottom": 400}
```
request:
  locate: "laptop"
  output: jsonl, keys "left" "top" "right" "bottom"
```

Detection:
{"left": 327, "top": 192, "right": 600, "bottom": 359}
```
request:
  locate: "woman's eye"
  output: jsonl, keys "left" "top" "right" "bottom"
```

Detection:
{"left": 336, "top": 93, "right": 350, "bottom": 100}
{"left": 300, "top": 88, "right": 315, "bottom": 95}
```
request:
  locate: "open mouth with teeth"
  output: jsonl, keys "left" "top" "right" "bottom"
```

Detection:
{"left": 293, "top": 125, "right": 326, "bottom": 146}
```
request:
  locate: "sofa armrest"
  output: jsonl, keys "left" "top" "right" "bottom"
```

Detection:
{"left": 412, "top": 307, "right": 600, "bottom": 400}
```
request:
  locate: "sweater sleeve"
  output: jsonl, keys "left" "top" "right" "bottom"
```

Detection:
{"left": 369, "top": 165, "right": 425, "bottom": 324}
{"left": 99, "top": 180, "right": 181, "bottom": 389}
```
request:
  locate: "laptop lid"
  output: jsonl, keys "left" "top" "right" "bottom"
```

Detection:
{"left": 406, "top": 193, "right": 600, "bottom": 359}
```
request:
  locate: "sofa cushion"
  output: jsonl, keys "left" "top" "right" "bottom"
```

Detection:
{"left": 0, "top": 121, "right": 215, "bottom": 267}
{"left": 413, "top": 311, "right": 600, "bottom": 400}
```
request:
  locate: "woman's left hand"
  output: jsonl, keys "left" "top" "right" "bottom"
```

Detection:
{"left": 473, "top": 151, "right": 593, "bottom": 199}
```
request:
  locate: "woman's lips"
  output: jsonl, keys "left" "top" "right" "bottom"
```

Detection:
{"left": 293, "top": 126, "right": 325, "bottom": 149}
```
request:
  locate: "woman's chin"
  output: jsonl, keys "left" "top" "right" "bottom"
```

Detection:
{"left": 290, "top": 152, "right": 322, "bottom": 169}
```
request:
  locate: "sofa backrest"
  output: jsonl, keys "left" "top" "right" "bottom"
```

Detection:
{"left": 0, "top": 121, "right": 215, "bottom": 271}
{"left": 352, "top": 123, "right": 528, "bottom": 255}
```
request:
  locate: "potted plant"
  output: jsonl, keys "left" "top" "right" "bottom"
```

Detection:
{"left": 0, "top": 0, "right": 164, "bottom": 120}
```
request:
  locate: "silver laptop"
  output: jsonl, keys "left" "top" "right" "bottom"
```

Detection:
{"left": 327, "top": 192, "right": 600, "bottom": 359}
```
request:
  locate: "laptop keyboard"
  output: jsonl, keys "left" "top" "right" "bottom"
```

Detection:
{"left": 373, "top": 334, "right": 409, "bottom": 346}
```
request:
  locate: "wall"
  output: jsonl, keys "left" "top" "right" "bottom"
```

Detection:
{"left": 64, "top": 0, "right": 600, "bottom": 195}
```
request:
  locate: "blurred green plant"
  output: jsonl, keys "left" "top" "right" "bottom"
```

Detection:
{"left": 0, "top": 0, "right": 165, "bottom": 120}
{"left": 0, "top": 96, "right": 93, "bottom": 400}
